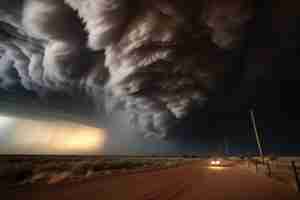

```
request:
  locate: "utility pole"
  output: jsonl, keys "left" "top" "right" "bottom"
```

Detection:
{"left": 250, "top": 109, "right": 264, "bottom": 164}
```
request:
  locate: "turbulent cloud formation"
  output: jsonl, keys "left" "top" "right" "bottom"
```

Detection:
{"left": 0, "top": 0, "right": 253, "bottom": 138}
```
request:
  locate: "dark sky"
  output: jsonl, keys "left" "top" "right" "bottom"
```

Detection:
{"left": 0, "top": 0, "right": 300, "bottom": 155}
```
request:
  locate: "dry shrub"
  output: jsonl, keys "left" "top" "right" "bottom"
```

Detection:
{"left": 47, "top": 172, "right": 72, "bottom": 184}
{"left": 30, "top": 172, "right": 49, "bottom": 183}
{"left": 85, "top": 170, "right": 94, "bottom": 178}
{"left": 71, "top": 161, "right": 93, "bottom": 176}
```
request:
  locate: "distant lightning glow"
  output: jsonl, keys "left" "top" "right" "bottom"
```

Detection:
{"left": 13, "top": 120, "right": 107, "bottom": 154}
{"left": 49, "top": 125, "right": 106, "bottom": 152}
{"left": 0, "top": 116, "right": 107, "bottom": 154}
{"left": 0, "top": 116, "right": 16, "bottom": 137}
{"left": 0, "top": 116, "right": 15, "bottom": 128}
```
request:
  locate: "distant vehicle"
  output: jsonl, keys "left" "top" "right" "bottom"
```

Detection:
{"left": 210, "top": 158, "right": 221, "bottom": 166}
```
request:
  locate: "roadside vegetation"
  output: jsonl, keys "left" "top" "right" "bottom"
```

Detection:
{"left": 0, "top": 156, "right": 190, "bottom": 186}
{"left": 245, "top": 156, "right": 300, "bottom": 191}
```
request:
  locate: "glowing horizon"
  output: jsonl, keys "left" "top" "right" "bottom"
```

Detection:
{"left": 0, "top": 115, "right": 107, "bottom": 154}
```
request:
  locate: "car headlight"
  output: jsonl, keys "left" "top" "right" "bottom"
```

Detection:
{"left": 211, "top": 160, "right": 216, "bottom": 165}
{"left": 215, "top": 160, "right": 221, "bottom": 165}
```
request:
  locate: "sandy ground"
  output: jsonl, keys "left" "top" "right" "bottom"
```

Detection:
{"left": 4, "top": 160, "right": 299, "bottom": 200}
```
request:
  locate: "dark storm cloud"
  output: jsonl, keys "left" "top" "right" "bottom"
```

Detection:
{"left": 0, "top": 0, "right": 254, "bottom": 138}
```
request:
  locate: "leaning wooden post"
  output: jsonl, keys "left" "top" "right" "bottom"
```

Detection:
{"left": 255, "top": 160, "right": 258, "bottom": 173}
{"left": 291, "top": 161, "right": 300, "bottom": 192}
{"left": 266, "top": 161, "right": 271, "bottom": 177}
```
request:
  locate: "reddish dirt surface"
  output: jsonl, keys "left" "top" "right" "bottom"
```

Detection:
{"left": 4, "top": 160, "right": 300, "bottom": 200}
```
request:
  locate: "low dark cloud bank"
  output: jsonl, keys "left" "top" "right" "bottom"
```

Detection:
{"left": 1, "top": 0, "right": 300, "bottom": 140}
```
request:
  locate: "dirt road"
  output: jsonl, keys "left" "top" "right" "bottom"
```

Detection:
{"left": 5, "top": 160, "right": 299, "bottom": 200}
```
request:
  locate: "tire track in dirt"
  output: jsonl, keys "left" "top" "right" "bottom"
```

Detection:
{"left": 142, "top": 182, "right": 191, "bottom": 200}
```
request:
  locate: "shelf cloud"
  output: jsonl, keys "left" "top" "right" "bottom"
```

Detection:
{"left": 0, "top": 0, "right": 254, "bottom": 138}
